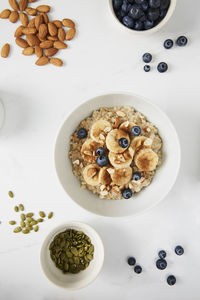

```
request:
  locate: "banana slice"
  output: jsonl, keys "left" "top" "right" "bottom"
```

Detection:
{"left": 90, "top": 120, "right": 112, "bottom": 144}
{"left": 99, "top": 167, "right": 112, "bottom": 185}
{"left": 108, "top": 147, "right": 134, "bottom": 168}
{"left": 134, "top": 149, "right": 158, "bottom": 172}
{"left": 130, "top": 136, "right": 152, "bottom": 153}
{"left": 106, "top": 129, "right": 130, "bottom": 154}
{"left": 110, "top": 167, "right": 132, "bottom": 186}
{"left": 82, "top": 164, "right": 100, "bottom": 186}
{"left": 119, "top": 121, "right": 136, "bottom": 134}
{"left": 81, "top": 139, "right": 101, "bottom": 163}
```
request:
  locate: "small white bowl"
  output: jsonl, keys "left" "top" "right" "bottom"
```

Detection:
{"left": 108, "top": 0, "right": 177, "bottom": 35}
{"left": 55, "top": 92, "right": 181, "bottom": 217}
{"left": 40, "top": 221, "right": 104, "bottom": 290}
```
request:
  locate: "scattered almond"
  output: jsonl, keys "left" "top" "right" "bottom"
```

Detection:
{"left": 20, "top": 12, "right": 29, "bottom": 26}
{"left": 9, "top": 11, "right": 19, "bottom": 23}
{"left": 50, "top": 57, "right": 63, "bottom": 67}
{"left": 14, "top": 25, "right": 25, "bottom": 37}
{"left": 19, "top": 0, "right": 28, "bottom": 12}
{"left": 0, "top": 9, "right": 11, "bottom": 19}
{"left": 39, "top": 23, "right": 47, "bottom": 39}
{"left": 35, "top": 45, "right": 43, "bottom": 58}
{"left": 62, "top": 18, "right": 75, "bottom": 28}
{"left": 9, "top": 0, "right": 19, "bottom": 11}
{"left": 1, "top": 43, "right": 10, "bottom": 58}
{"left": 36, "top": 5, "right": 50, "bottom": 13}
{"left": 54, "top": 41, "right": 67, "bottom": 49}
{"left": 22, "top": 27, "right": 37, "bottom": 34}
{"left": 48, "top": 22, "right": 57, "bottom": 37}
{"left": 40, "top": 40, "right": 53, "bottom": 49}
{"left": 44, "top": 47, "right": 58, "bottom": 56}
{"left": 41, "top": 12, "right": 49, "bottom": 24}
{"left": 58, "top": 28, "right": 65, "bottom": 42}
{"left": 47, "top": 35, "right": 58, "bottom": 41}
{"left": 26, "top": 34, "right": 40, "bottom": 46}
{"left": 35, "top": 14, "right": 43, "bottom": 30}
{"left": 22, "top": 46, "right": 34, "bottom": 55}
{"left": 53, "top": 20, "right": 62, "bottom": 28}
{"left": 28, "top": 0, "right": 37, "bottom": 2}
{"left": 28, "top": 17, "right": 35, "bottom": 28}
{"left": 37, "top": 33, "right": 45, "bottom": 42}
{"left": 15, "top": 37, "right": 28, "bottom": 48}
{"left": 35, "top": 56, "right": 49, "bottom": 66}
{"left": 25, "top": 7, "right": 37, "bottom": 16}
{"left": 65, "top": 28, "right": 76, "bottom": 40}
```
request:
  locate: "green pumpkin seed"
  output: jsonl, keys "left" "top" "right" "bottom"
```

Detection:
{"left": 13, "top": 226, "right": 22, "bottom": 233}
{"left": 26, "top": 213, "right": 34, "bottom": 217}
{"left": 9, "top": 220, "right": 16, "bottom": 225}
{"left": 22, "top": 229, "right": 30, "bottom": 234}
{"left": 37, "top": 218, "right": 44, "bottom": 223}
{"left": 27, "top": 226, "right": 33, "bottom": 231}
{"left": 21, "top": 213, "right": 26, "bottom": 221}
{"left": 30, "top": 220, "right": 37, "bottom": 226}
{"left": 20, "top": 221, "right": 25, "bottom": 228}
{"left": 14, "top": 206, "right": 19, "bottom": 212}
{"left": 19, "top": 204, "right": 24, "bottom": 211}
{"left": 48, "top": 212, "right": 53, "bottom": 219}
{"left": 26, "top": 217, "right": 33, "bottom": 222}
{"left": 34, "top": 226, "right": 39, "bottom": 232}
{"left": 39, "top": 211, "right": 45, "bottom": 218}
{"left": 8, "top": 191, "right": 14, "bottom": 198}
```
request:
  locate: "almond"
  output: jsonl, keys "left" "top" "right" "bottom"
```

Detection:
{"left": 40, "top": 40, "right": 53, "bottom": 49}
{"left": 36, "top": 5, "right": 50, "bottom": 13}
{"left": 62, "top": 18, "right": 75, "bottom": 28}
{"left": 52, "top": 20, "right": 62, "bottom": 28}
{"left": 58, "top": 28, "right": 65, "bottom": 42}
{"left": 0, "top": 9, "right": 11, "bottom": 19}
{"left": 39, "top": 23, "right": 48, "bottom": 39}
{"left": 28, "top": 0, "right": 37, "bottom": 2}
{"left": 1, "top": 43, "right": 10, "bottom": 58}
{"left": 19, "top": 0, "right": 28, "bottom": 11}
{"left": 15, "top": 37, "right": 28, "bottom": 48}
{"left": 20, "top": 12, "right": 29, "bottom": 26}
{"left": 35, "top": 45, "right": 43, "bottom": 58}
{"left": 35, "top": 56, "right": 49, "bottom": 66}
{"left": 65, "top": 28, "right": 76, "bottom": 40}
{"left": 48, "top": 22, "right": 57, "bottom": 37}
{"left": 25, "top": 7, "right": 37, "bottom": 16}
{"left": 37, "top": 33, "right": 46, "bottom": 42}
{"left": 9, "top": 11, "right": 19, "bottom": 23}
{"left": 22, "top": 27, "right": 37, "bottom": 34}
{"left": 35, "top": 14, "right": 43, "bottom": 30}
{"left": 50, "top": 57, "right": 63, "bottom": 67}
{"left": 26, "top": 34, "right": 40, "bottom": 46}
{"left": 27, "top": 17, "right": 35, "bottom": 28}
{"left": 47, "top": 35, "right": 58, "bottom": 41}
{"left": 14, "top": 25, "right": 25, "bottom": 37}
{"left": 41, "top": 12, "right": 49, "bottom": 24}
{"left": 9, "top": 0, "right": 19, "bottom": 11}
{"left": 54, "top": 41, "right": 67, "bottom": 49}
{"left": 44, "top": 47, "right": 58, "bottom": 56}
{"left": 22, "top": 46, "right": 34, "bottom": 55}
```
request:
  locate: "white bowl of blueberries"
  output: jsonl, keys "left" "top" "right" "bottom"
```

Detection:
{"left": 109, "top": 0, "right": 177, "bottom": 34}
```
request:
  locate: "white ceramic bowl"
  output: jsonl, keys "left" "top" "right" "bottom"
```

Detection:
{"left": 40, "top": 221, "right": 104, "bottom": 290}
{"left": 0, "top": 99, "right": 5, "bottom": 130}
{"left": 108, "top": 0, "right": 177, "bottom": 35}
{"left": 55, "top": 92, "right": 181, "bottom": 217}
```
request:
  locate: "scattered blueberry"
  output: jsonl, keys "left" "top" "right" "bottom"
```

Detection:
{"left": 160, "top": 0, "right": 170, "bottom": 10}
{"left": 133, "top": 172, "right": 141, "bottom": 181}
{"left": 142, "top": 52, "right": 152, "bottom": 63}
{"left": 77, "top": 128, "right": 87, "bottom": 139}
{"left": 129, "top": 5, "right": 143, "bottom": 19}
{"left": 121, "top": 2, "right": 129, "bottom": 13}
{"left": 141, "top": 0, "right": 148, "bottom": 11}
{"left": 135, "top": 0, "right": 145, "bottom": 4}
{"left": 157, "top": 62, "right": 168, "bottom": 73}
{"left": 113, "top": 0, "right": 123, "bottom": 10}
{"left": 131, "top": 126, "right": 141, "bottom": 136}
{"left": 175, "top": 245, "right": 184, "bottom": 256}
{"left": 134, "top": 20, "right": 144, "bottom": 30}
{"left": 159, "top": 9, "right": 167, "bottom": 18}
{"left": 96, "top": 156, "right": 108, "bottom": 167}
{"left": 156, "top": 259, "right": 167, "bottom": 270}
{"left": 96, "top": 147, "right": 104, "bottom": 156}
{"left": 167, "top": 275, "right": 176, "bottom": 286}
{"left": 127, "top": 257, "right": 136, "bottom": 266}
{"left": 119, "top": 137, "right": 129, "bottom": 148}
{"left": 176, "top": 36, "right": 188, "bottom": 47}
{"left": 122, "top": 188, "right": 132, "bottom": 199}
{"left": 144, "top": 65, "right": 150, "bottom": 72}
{"left": 158, "top": 250, "right": 166, "bottom": 259}
{"left": 122, "top": 15, "right": 134, "bottom": 28}
{"left": 164, "top": 39, "right": 174, "bottom": 49}
{"left": 148, "top": 8, "right": 160, "bottom": 21}
{"left": 144, "top": 19, "right": 154, "bottom": 30}
{"left": 134, "top": 265, "right": 142, "bottom": 274}
{"left": 149, "top": 0, "right": 161, "bottom": 8}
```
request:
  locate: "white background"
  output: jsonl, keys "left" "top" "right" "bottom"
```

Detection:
{"left": 0, "top": 0, "right": 200, "bottom": 299}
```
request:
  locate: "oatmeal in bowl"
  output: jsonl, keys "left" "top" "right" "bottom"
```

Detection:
{"left": 69, "top": 106, "right": 162, "bottom": 200}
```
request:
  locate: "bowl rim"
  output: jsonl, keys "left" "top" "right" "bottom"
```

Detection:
{"left": 108, "top": 0, "right": 178, "bottom": 35}
{"left": 40, "top": 221, "right": 105, "bottom": 290}
{"left": 54, "top": 91, "right": 181, "bottom": 218}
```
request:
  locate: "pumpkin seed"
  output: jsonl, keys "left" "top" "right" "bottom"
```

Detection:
{"left": 9, "top": 220, "right": 16, "bottom": 225}
{"left": 20, "top": 221, "right": 25, "bottom": 228}
{"left": 21, "top": 214, "right": 26, "bottom": 221}
{"left": 30, "top": 220, "right": 37, "bottom": 226}
{"left": 26, "top": 217, "right": 33, "bottom": 222}
{"left": 26, "top": 213, "right": 34, "bottom": 217}
{"left": 27, "top": 226, "right": 33, "bottom": 231}
{"left": 34, "top": 225, "right": 39, "bottom": 232}
{"left": 19, "top": 204, "right": 24, "bottom": 211}
{"left": 13, "top": 226, "right": 22, "bottom": 233}
{"left": 22, "top": 229, "right": 30, "bottom": 234}
{"left": 14, "top": 206, "right": 19, "bottom": 212}
{"left": 8, "top": 191, "right": 14, "bottom": 198}
{"left": 37, "top": 218, "right": 44, "bottom": 223}
{"left": 39, "top": 211, "right": 45, "bottom": 218}
{"left": 48, "top": 212, "right": 53, "bottom": 219}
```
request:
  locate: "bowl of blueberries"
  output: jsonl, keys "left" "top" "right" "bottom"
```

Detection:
{"left": 109, "top": 0, "right": 177, "bottom": 34}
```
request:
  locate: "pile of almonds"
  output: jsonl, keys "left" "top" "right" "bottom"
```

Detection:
{"left": 0, "top": 0, "right": 76, "bottom": 66}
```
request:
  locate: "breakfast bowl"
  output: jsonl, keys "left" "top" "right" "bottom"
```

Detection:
{"left": 108, "top": 0, "right": 177, "bottom": 35}
{"left": 54, "top": 92, "right": 180, "bottom": 217}
{"left": 40, "top": 221, "right": 104, "bottom": 290}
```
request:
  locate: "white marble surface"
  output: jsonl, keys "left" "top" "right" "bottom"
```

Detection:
{"left": 0, "top": 0, "right": 200, "bottom": 299}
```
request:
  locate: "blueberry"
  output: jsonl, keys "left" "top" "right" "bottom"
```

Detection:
{"left": 160, "top": 9, "right": 167, "bottom": 19}
{"left": 134, "top": 265, "right": 142, "bottom": 274}
{"left": 164, "top": 39, "right": 173, "bottom": 49}
{"left": 160, "top": 0, "right": 170, "bottom": 10}
{"left": 141, "top": 0, "right": 148, "bottom": 11}
{"left": 135, "top": 0, "right": 145, "bottom": 4}
{"left": 149, "top": 0, "right": 161, "bottom": 8}
{"left": 127, "top": 256, "right": 136, "bottom": 266}
{"left": 148, "top": 8, "right": 160, "bottom": 21}
{"left": 121, "top": 2, "right": 129, "bottom": 12}
{"left": 134, "top": 20, "right": 144, "bottom": 30}
{"left": 158, "top": 250, "right": 166, "bottom": 259}
{"left": 131, "top": 126, "right": 141, "bottom": 136}
{"left": 122, "top": 15, "right": 134, "bottom": 28}
{"left": 118, "top": 137, "right": 129, "bottom": 148}
{"left": 144, "top": 19, "right": 154, "bottom": 30}
{"left": 156, "top": 259, "right": 167, "bottom": 270}
{"left": 113, "top": 0, "right": 123, "bottom": 10}
{"left": 175, "top": 245, "right": 184, "bottom": 256}
{"left": 96, "top": 147, "right": 104, "bottom": 156}
{"left": 117, "top": 10, "right": 126, "bottom": 19}
{"left": 133, "top": 172, "right": 141, "bottom": 181}
{"left": 157, "top": 62, "right": 168, "bottom": 73}
{"left": 176, "top": 36, "right": 188, "bottom": 46}
{"left": 129, "top": 5, "right": 143, "bottom": 19}
{"left": 122, "top": 188, "right": 132, "bottom": 199}
{"left": 167, "top": 275, "right": 176, "bottom": 286}
{"left": 144, "top": 65, "right": 150, "bottom": 72}
{"left": 77, "top": 128, "right": 87, "bottom": 139}
{"left": 142, "top": 52, "right": 152, "bottom": 63}
{"left": 140, "top": 14, "right": 147, "bottom": 22}
{"left": 96, "top": 156, "right": 108, "bottom": 167}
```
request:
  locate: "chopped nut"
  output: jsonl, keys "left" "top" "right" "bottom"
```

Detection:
{"left": 123, "top": 121, "right": 129, "bottom": 127}
{"left": 73, "top": 159, "right": 80, "bottom": 165}
{"left": 83, "top": 150, "right": 92, "bottom": 156}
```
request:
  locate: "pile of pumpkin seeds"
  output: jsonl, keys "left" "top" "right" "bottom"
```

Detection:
{"left": 8, "top": 191, "right": 53, "bottom": 234}
{"left": 49, "top": 229, "right": 94, "bottom": 274}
